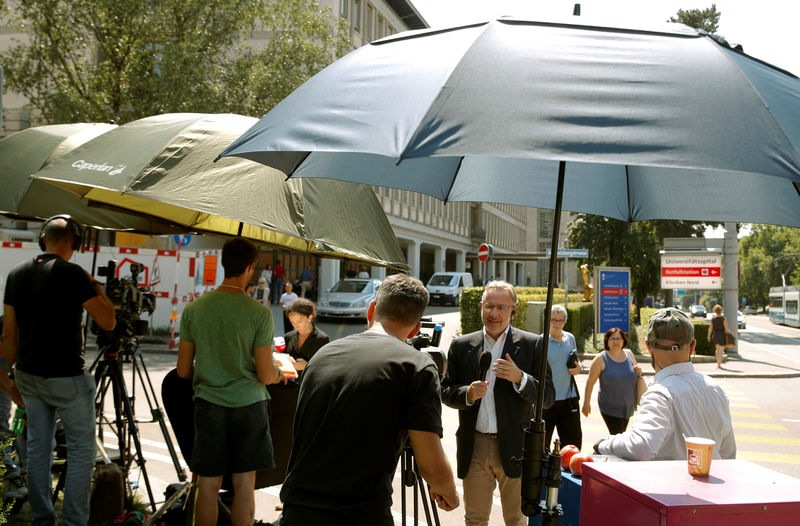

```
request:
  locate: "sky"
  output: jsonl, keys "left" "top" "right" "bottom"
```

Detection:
{"left": 411, "top": 0, "right": 800, "bottom": 77}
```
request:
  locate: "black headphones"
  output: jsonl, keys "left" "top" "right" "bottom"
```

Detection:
{"left": 39, "top": 214, "right": 83, "bottom": 251}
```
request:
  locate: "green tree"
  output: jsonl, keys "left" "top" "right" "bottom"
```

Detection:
{"left": 567, "top": 215, "right": 706, "bottom": 319}
{"left": 0, "top": 0, "right": 350, "bottom": 124}
{"left": 739, "top": 225, "right": 800, "bottom": 309}
{"left": 669, "top": 4, "right": 721, "bottom": 33}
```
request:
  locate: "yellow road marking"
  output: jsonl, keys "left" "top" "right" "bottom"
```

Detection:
{"left": 731, "top": 411, "right": 772, "bottom": 419}
{"left": 736, "top": 434, "right": 800, "bottom": 447}
{"left": 730, "top": 403, "right": 760, "bottom": 409}
{"left": 736, "top": 450, "right": 800, "bottom": 465}
{"left": 734, "top": 422, "right": 789, "bottom": 431}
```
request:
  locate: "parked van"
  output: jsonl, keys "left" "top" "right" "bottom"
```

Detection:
{"left": 426, "top": 272, "right": 474, "bottom": 306}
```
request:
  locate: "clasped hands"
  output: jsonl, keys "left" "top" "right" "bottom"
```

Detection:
{"left": 467, "top": 353, "right": 523, "bottom": 402}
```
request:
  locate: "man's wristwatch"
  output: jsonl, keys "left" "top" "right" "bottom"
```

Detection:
{"left": 593, "top": 437, "right": 606, "bottom": 455}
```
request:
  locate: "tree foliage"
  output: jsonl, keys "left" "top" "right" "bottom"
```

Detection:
{"left": 567, "top": 215, "right": 706, "bottom": 316}
{"left": 669, "top": 4, "right": 721, "bottom": 33}
{"left": 0, "top": 0, "right": 350, "bottom": 124}
{"left": 739, "top": 225, "right": 800, "bottom": 309}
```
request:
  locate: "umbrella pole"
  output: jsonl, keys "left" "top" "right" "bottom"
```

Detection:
{"left": 537, "top": 161, "right": 564, "bottom": 420}
{"left": 520, "top": 161, "right": 566, "bottom": 520}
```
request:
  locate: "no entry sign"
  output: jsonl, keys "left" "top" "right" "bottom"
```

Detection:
{"left": 478, "top": 243, "right": 492, "bottom": 262}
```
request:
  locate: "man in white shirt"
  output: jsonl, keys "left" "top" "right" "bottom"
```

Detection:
{"left": 595, "top": 307, "right": 736, "bottom": 461}
{"left": 442, "top": 280, "right": 554, "bottom": 526}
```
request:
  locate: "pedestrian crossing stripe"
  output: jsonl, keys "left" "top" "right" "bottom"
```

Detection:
{"left": 736, "top": 434, "right": 800, "bottom": 447}
{"left": 734, "top": 422, "right": 789, "bottom": 431}
{"left": 730, "top": 411, "right": 772, "bottom": 419}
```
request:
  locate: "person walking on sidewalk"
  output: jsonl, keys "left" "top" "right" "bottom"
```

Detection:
{"left": 272, "top": 260, "right": 285, "bottom": 303}
{"left": 582, "top": 327, "right": 647, "bottom": 434}
{"left": 707, "top": 304, "right": 731, "bottom": 368}
{"left": 594, "top": 308, "right": 736, "bottom": 461}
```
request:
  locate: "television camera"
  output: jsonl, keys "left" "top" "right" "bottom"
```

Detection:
{"left": 93, "top": 259, "right": 156, "bottom": 350}
{"left": 89, "top": 259, "right": 185, "bottom": 511}
{"left": 408, "top": 317, "right": 447, "bottom": 377}
{"left": 402, "top": 317, "right": 447, "bottom": 525}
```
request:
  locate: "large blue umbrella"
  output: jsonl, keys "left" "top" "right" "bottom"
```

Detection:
{"left": 220, "top": 18, "right": 800, "bottom": 226}
{"left": 219, "top": 16, "right": 800, "bottom": 515}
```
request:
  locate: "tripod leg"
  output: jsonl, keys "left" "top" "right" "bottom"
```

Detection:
{"left": 413, "top": 460, "right": 441, "bottom": 526}
{"left": 133, "top": 353, "right": 187, "bottom": 481}
{"left": 97, "top": 359, "right": 157, "bottom": 511}
{"left": 113, "top": 359, "right": 157, "bottom": 511}
{"left": 142, "top": 481, "right": 193, "bottom": 526}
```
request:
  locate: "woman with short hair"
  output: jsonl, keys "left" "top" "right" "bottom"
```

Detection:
{"left": 284, "top": 298, "right": 330, "bottom": 375}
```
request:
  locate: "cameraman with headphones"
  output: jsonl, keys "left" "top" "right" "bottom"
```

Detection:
{"left": 3, "top": 215, "right": 116, "bottom": 526}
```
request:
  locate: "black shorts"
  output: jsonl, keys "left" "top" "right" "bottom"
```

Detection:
{"left": 190, "top": 398, "right": 275, "bottom": 477}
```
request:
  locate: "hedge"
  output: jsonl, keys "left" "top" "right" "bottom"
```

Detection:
{"left": 460, "top": 287, "right": 593, "bottom": 351}
{"left": 638, "top": 307, "right": 715, "bottom": 356}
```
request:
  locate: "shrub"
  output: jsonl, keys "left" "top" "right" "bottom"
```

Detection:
{"left": 460, "top": 287, "right": 593, "bottom": 351}
{"left": 637, "top": 307, "right": 714, "bottom": 356}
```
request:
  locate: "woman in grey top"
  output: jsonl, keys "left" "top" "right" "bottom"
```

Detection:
{"left": 582, "top": 328, "right": 646, "bottom": 434}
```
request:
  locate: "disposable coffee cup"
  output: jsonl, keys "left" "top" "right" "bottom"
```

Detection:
{"left": 274, "top": 336, "right": 286, "bottom": 353}
{"left": 685, "top": 437, "right": 715, "bottom": 476}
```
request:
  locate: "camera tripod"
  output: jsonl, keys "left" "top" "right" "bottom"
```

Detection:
{"left": 399, "top": 441, "right": 441, "bottom": 526}
{"left": 90, "top": 337, "right": 187, "bottom": 511}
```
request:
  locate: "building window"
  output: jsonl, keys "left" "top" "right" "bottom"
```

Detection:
{"left": 353, "top": 0, "right": 361, "bottom": 32}
{"left": 366, "top": 4, "right": 374, "bottom": 40}
{"left": 539, "top": 209, "right": 553, "bottom": 237}
{"left": 340, "top": 0, "right": 349, "bottom": 19}
{"left": 377, "top": 16, "right": 385, "bottom": 38}
{"left": 388, "top": 24, "right": 395, "bottom": 35}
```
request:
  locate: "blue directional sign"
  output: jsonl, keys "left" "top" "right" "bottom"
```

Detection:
{"left": 598, "top": 267, "right": 631, "bottom": 334}
{"left": 173, "top": 234, "right": 192, "bottom": 247}
{"left": 545, "top": 248, "right": 589, "bottom": 258}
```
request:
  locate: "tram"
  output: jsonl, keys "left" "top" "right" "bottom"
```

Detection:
{"left": 769, "top": 285, "right": 800, "bottom": 327}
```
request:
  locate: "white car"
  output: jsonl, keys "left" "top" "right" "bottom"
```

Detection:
{"left": 737, "top": 311, "right": 746, "bottom": 329}
{"left": 317, "top": 279, "right": 381, "bottom": 320}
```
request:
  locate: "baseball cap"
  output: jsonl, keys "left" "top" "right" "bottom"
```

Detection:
{"left": 258, "top": 277, "right": 267, "bottom": 283}
{"left": 647, "top": 308, "right": 694, "bottom": 351}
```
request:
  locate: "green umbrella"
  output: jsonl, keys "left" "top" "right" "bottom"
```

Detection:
{"left": 0, "top": 123, "right": 180, "bottom": 233}
{"left": 33, "top": 113, "right": 406, "bottom": 269}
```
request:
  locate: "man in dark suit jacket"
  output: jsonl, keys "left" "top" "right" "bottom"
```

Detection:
{"left": 442, "top": 280, "right": 555, "bottom": 526}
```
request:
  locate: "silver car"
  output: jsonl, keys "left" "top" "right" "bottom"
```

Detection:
{"left": 689, "top": 305, "right": 707, "bottom": 318}
{"left": 317, "top": 278, "right": 381, "bottom": 319}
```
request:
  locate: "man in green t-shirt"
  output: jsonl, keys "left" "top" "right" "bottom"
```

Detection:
{"left": 177, "top": 237, "right": 285, "bottom": 526}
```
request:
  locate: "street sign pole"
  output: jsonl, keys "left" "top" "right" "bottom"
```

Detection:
{"left": 478, "top": 243, "right": 493, "bottom": 285}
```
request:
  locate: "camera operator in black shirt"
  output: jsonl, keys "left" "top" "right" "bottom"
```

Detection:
{"left": 277, "top": 274, "right": 458, "bottom": 526}
{"left": 3, "top": 215, "right": 115, "bottom": 526}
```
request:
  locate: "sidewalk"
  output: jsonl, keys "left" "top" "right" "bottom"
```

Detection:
{"left": 577, "top": 348, "right": 800, "bottom": 379}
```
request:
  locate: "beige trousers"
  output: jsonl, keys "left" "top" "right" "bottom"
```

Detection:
{"left": 462, "top": 432, "right": 526, "bottom": 526}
